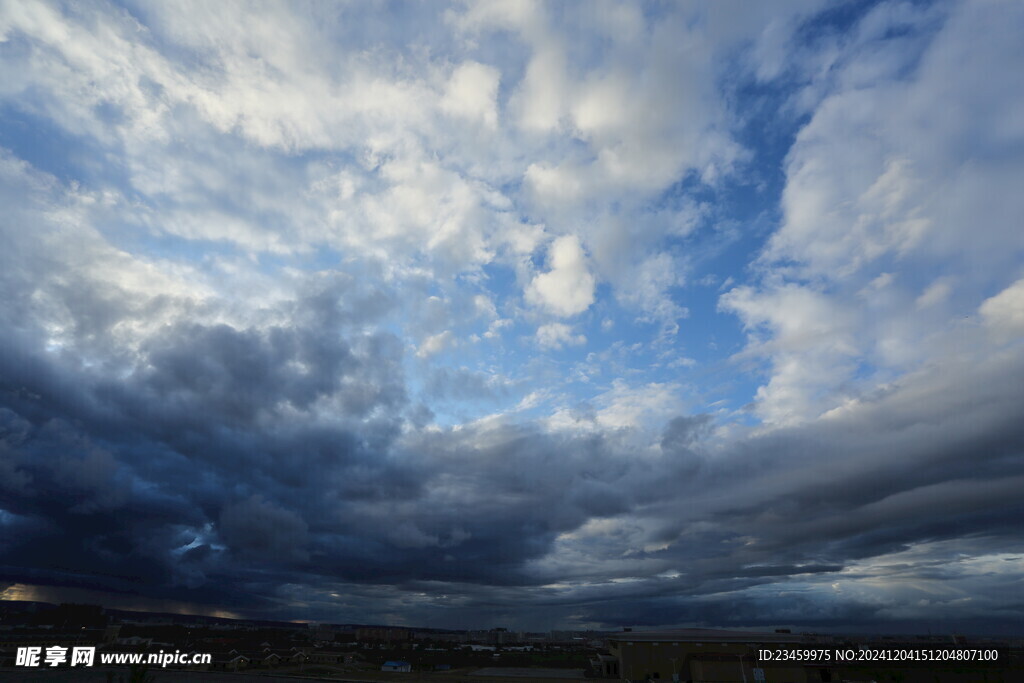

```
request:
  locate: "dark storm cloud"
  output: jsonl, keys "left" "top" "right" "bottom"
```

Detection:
{"left": 679, "top": 353, "right": 1024, "bottom": 557}
{"left": 2, "top": 263, "right": 1024, "bottom": 631}
{"left": 660, "top": 414, "right": 713, "bottom": 453}
{"left": 220, "top": 495, "right": 310, "bottom": 562}
{"left": 309, "top": 348, "right": 1024, "bottom": 630}
{"left": 4, "top": 314, "right": 1024, "bottom": 630}
{"left": 0, "top": 205, "right": 426, "bottom": 608}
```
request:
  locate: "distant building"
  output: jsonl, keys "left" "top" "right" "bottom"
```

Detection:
{"left": 358, "top": 626, "right": 411, "bottom": 642}
{"left": 310, "top": 623, "right": 336, "bottom": 642}
{"left": 308, "top": 649, "right": 355, "bottom": 665}
{"left": 244, "top": 651, "right": 281, "bottom": 667}
{"left": 382, "top": 660, "right": 412, "bottom": 672}
{"left": 266, "top": 647, "right": 308, "bottom": 665}
{"left": 209, "top": 653, "right": 249, "bottom": 671}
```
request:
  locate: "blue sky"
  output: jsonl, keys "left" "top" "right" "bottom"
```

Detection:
{"left": 1, "top": 0, "right": 1023, "bottom": 633}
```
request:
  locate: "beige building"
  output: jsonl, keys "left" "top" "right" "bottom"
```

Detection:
{"left": 603, "top": 629, "right": 834, "bottom": 683}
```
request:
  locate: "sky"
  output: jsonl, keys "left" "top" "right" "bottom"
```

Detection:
{"left": 0, "top": 0, "right": 1023, "bottom": 635}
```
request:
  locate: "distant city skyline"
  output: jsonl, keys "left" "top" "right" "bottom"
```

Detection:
{"left": 1, "top": 0, "right": 1023, "bottom": 634}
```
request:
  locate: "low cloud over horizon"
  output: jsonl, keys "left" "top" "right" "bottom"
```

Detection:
{"left": 1, "top": 0, "right": 1023, "bottom": 635}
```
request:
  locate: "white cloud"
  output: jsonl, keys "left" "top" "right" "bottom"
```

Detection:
{"left": 915, "top": 278, "right": 953, "bottom": 310}
{"left": 0, "top": 0, "right": 813, "bottom": 338}
{"left": 472, "top": 294, "right": 498, "bottom": 319}
{"left": 337, "top": 156, "right": 508, "bottom": 272}
{"left": 725, "top": 0, "right": 1024, "bottom": 425}
{"left": 526, "top": 235, "right": 595, "bottom": 317}
{"left": 770, "top": 155, "right": 931, "bottom": 279}
{"left": 594, "top": 380, "right": 684, "bottom": 431}
{"left": 450, "top": 0, "right": 545, "bottom": 37}
{"left": 536, "top": 323, "right": 585, "bottom": 350}
{"left": 441, "top": 61, "right": 500, "bottom": 128}
{"left": 980, "top": 277, "right": 1024, "bottom": 341}
{"left": 720, "top": 284, "right": 858, "bottom": 425}
{"left": 613, "top": 252, "right": 687, "bottom": 330}
{"left": 773, "top": 2, "right": 1024, "bottom": 278}
{"left": 484, "top": 318, "right": 513, "bottom": 340}
{"left": 0, "top": 150, "right": 218, "bottom": 357}
{"left": 417, "top": 330, "right": 455, "bottom": 358}
{"left": 515, "top": 43, "right": 568, "bottom": 133}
